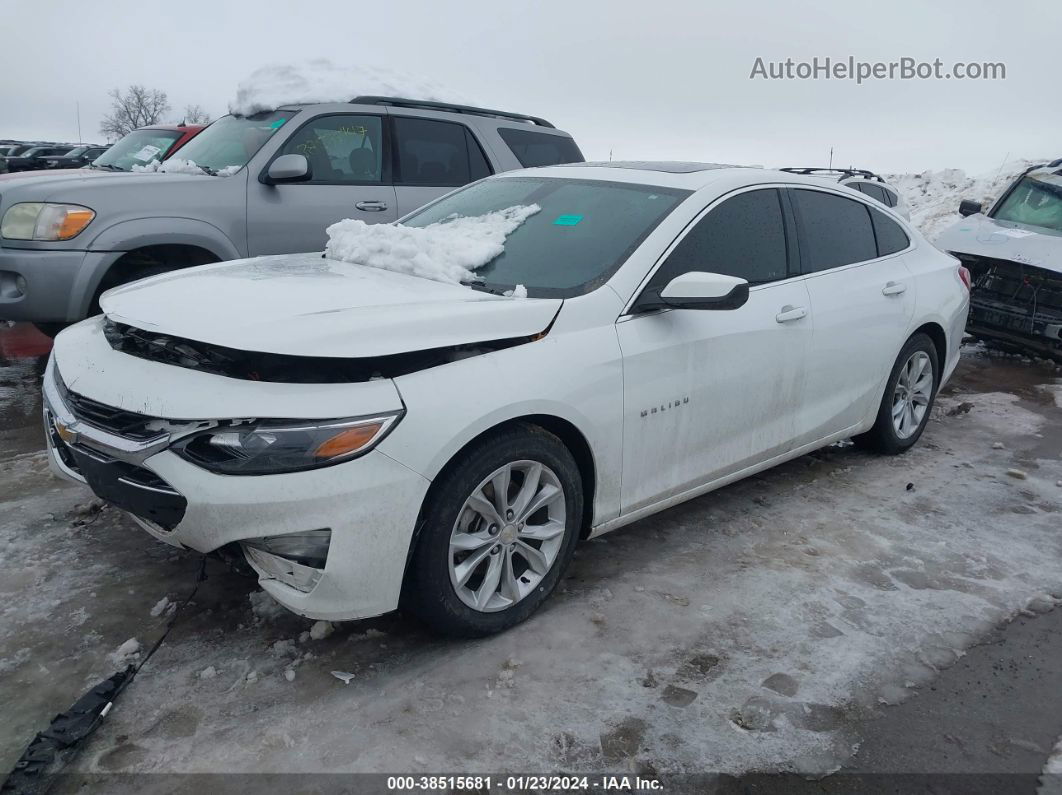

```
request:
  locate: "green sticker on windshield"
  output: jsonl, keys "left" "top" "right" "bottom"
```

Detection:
{"left": 270, "top": 119, "right": 287, "bottom": 129}
{"left": 554, "top": 214, "right": 583, "bottom": 226}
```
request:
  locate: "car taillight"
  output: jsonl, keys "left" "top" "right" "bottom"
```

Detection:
{"left": 958, "top": 265, "right": 971, "bottom": 291}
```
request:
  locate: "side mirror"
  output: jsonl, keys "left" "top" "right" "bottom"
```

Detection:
{"left": 958, "top": 199, "right": 982, "bottom": 217}
{"left": 638, "top": 271, "right": 750, "bottom": 312}
{"left": 265, "top": 154, "right": 311, "bottom": 184}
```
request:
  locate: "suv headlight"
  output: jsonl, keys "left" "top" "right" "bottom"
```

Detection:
{"left": 172, "top": 412, "right": 402, "bottom": 475}
{"left": 1, "top": 202, "right": 96, "bottom": 241}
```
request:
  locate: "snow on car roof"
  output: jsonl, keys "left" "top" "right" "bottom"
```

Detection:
{"left": 230, "top": 60, "right": 477, "bottom": 116}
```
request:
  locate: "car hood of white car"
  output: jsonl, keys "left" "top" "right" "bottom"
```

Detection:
{"left": 935, "top": 214, "right": 1062, "bottom": 275}
{"left": 99, "top": 253, "right": 563, "bottom": 358}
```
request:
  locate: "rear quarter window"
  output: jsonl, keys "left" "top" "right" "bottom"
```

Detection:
{"left": 869, "top": 207, "right": 911, "bottom": 256}
{"left": 497, "top": 128, "right": 584, "bottom": 168}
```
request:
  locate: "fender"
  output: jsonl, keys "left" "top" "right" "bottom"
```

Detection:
{"left": 71, "top": 218, "right": 243, "bottom": 318}
{"left": 85, "top": 217, "right": 242, "bottom": 260}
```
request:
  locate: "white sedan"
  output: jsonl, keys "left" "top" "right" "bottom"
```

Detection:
{"left": 44, "top": 162, "right": 970, "bottom": 636}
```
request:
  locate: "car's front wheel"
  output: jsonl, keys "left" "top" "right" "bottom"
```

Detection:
{"left": 405, "top": 425, "right": 582, "bottom": 637}
{"left": 854, "top": 333, "right": 939, "bottom": 454}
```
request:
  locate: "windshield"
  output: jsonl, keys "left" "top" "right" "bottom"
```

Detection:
{"left": 401, "top": 177, "right": 690, "bottom": 297}
{"left": 992, "top": 176, "right": 1062, "bottom": 234}
{"left": 167, "top": 111, "right": 293, "bottom": 174}
{"left": 93, "top": 129, "right": 182, "bottom": 171}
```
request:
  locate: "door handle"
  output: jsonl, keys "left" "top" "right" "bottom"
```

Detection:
{"left": 355, "top": 200, "right": 388, "bottom": 212}
{"left": 882, "top": 281, "right": 907, "bottom": 296}
{"left": 775, "top": 305, "right": 807, "bottom": 323}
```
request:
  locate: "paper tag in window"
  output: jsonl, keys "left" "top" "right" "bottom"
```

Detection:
{"left": 132, "top": 144, "right": 162, "bottom": 162}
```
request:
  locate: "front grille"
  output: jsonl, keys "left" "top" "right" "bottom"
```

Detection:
{"left": 54, "top": 369, "right": 165, "bottom": 441}
{"left": 957, "top": 253, "right": 1062, "bottom": 328}
{"left": 67, "top": 444, "right": 186, "bottom": 529}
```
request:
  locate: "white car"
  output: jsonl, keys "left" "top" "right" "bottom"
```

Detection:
{"left": 780, "top": 167, "right": 911, "bottom": 220}
{"left": 44, "top": 162, "right": 969, "bottom": 636}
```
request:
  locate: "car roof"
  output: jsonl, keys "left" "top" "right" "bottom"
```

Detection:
{"left": 510, "top": 162, "right": 874, "bottom": 192}
{"left": 1026, "top": 163, "right": 1062, "bottom": 188}
{"left": 140, "top": 124, "right": 206, "bottom": 133}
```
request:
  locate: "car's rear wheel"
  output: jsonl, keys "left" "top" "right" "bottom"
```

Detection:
{"left": 854, "top": 333, "right": 939, "bottom": 454}
{"left": 405, "top": 425, "right": 582, "bottom": 637}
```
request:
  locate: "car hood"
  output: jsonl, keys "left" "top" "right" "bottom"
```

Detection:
{"left": 0, "top": 168, "right": 213, "bottom": 197}
{"left": 0, "top": 168, "right": 104, "bottom": 183}
{"left": 935, "top": 213, "right": 1062, "bottom": 274}
{"left": 100, "top": 253, "right": 563, "bottom": 358}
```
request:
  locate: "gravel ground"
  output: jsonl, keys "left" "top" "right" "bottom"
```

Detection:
{"left": 1, "top": 323, "right": 1060, "bottom": 790}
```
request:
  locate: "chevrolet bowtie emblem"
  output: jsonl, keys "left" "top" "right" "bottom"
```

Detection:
{"left": 54, "top": 420, "right": 77, "bottom": 445}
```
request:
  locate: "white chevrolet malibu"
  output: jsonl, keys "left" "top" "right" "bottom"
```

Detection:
{"left": 44, "top": 162, "right": 970, "bottom": 636}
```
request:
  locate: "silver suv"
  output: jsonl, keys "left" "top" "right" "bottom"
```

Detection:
{"left": 780, "top": 167, "right": 910, "bottom": 220}
{"left": 0, "top": 97, "right": 583, "bottom": 333}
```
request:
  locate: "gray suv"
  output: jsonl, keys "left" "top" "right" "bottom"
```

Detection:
{"left": 0, "top": 97, "right": 583, "bottom": 333}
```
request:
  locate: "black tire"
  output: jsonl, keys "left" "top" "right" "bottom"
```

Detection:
{"left": 404, "top": 424, "right": 583, "bottom": 637}
{"left": 853, "top": 333, "right": 939, "bottom": 455}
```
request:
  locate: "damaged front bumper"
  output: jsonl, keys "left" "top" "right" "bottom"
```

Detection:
{"left": 955, "top": 253, "right": 1062, "bottom": 360}
{"left": 43, "top": 323, "right": 433, "bottom": 621}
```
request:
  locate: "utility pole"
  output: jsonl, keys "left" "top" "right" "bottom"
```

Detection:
{"left": 828, "top": 146, "right": 833, "bottom": 170}
{"left": 76, "top": 101, "right": 82, "bottom": 142}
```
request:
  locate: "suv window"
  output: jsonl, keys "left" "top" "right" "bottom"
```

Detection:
{"left": 394, "top": 117, "right": 490, "bottom": 186}
{"left": 497, "top": 128, "right": 584, "bottom": 168}
{"left": 857, "top": 183, "right": 887, "bottom": 204}
{"left": 791, "top": 188, "right": 877, "bottom": 272}
{"left": 649, "top": 188, "right": 789, "bottom": 289}
{"left": 281, "top": 114, "right": 384, "bottom": 184}
{"left": 880, "top": 187, "right": 898, "bottom": 207}
{"left": 869, "top": 207, "right": 910, "bottom": 256}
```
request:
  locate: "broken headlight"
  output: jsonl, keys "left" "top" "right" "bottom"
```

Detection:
{"left": 172, "top": 413, "right": 401, "bottom": 475}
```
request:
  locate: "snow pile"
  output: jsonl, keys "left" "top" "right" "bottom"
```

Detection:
{"left": 111, "top": 638, "right": 140, "bottom": 666}
{"left": 230, "top": 59, "right": 477, "bottom": 116}
{"left": 132, "top": 159, "right": 241, "bottom": 177}
{"left": 325, "top": 205, "right": 539, "bottom": 285}
{"left": 887, "top": 158, "right": 1046, "bottom": 241}
{"left": 132, "top": 158, "right": 205, "bottom": 176}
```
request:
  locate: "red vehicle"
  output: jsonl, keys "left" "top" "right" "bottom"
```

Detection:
{"left": 0, "top": 124, "right": 205, "bottom": 181}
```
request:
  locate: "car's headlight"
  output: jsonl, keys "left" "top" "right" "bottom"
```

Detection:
{"left": 1, "top": 202, "right": 96, "bottom": 241}
{"left": 171, "top": 412, "right": 402, "bottom": 475}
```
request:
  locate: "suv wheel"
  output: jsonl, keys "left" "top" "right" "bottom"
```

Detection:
{"left": 405, "top": 425, "right": 582, "bottom": 637}
{"left": 854, "top": 333, "right": 939, "bottom": 454}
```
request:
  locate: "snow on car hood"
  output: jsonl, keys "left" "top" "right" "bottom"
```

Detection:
{"left": 99, "top": 253, "right": 562, "bottom": 358}
{"left": 935, "top": 213, "right": 1062, "bottom": 274}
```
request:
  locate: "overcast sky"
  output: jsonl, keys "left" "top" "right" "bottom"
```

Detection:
{"left": 3, "top": 0, "right": 1059, "bottom": 175}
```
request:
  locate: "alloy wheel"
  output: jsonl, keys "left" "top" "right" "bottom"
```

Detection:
{"left": 892, "top": 350, "right": 933, "bottom": 439}
{"left": 449, "top": 460, "right": 567, "bottom": 612}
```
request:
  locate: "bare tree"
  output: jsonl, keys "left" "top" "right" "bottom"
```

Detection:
{"left": 182, "top": 104, "right": 211, "bottom": 125}
{"left": 99, "top": 85, "right": 171, "bottom": 140}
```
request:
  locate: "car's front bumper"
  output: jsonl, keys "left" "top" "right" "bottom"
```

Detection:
{"left": 43, "top": 348, "right": 431, "bottom": 622}
{"left": 0, "top": 246, "right": 116, "bottom": 322}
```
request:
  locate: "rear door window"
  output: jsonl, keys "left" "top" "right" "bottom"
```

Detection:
{"left": 497, "top": 128, "right": 584, "bottom": 168}
{"left": 791, "top": 188, "right": 878, "bottom": 272}
{"left": 393, "top": 117, "right": 492, "bottom": 187}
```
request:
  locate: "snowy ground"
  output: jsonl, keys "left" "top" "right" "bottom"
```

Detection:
{"left": 1, "top": 338, "right": 1060, "bottom": 786}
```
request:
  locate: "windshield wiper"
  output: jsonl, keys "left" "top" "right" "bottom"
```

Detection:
{"left": 462, "top": 279, "right": 508, "bottom": 295}
{"left": 196, "top": 164, "right": 218, "bottom": 176}
{"left": 92, "top": 163, "right": 124, "bottom": 171}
